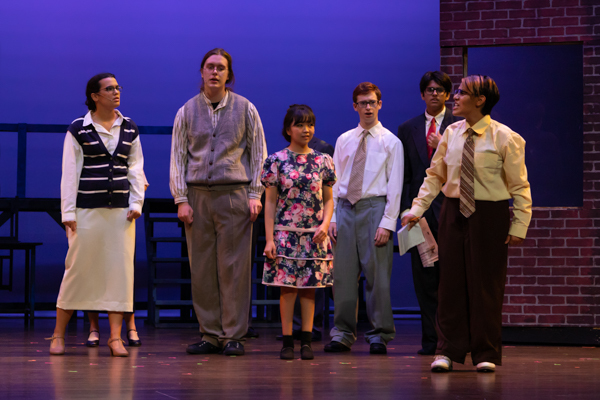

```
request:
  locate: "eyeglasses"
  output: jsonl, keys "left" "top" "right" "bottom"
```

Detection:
{"left": 355, "top": 100, "right": 379, "bottom": 108}
{"left": 425, "top": 87, "right": 446, "bottom": 94}
{"left": 100, "top": 85, "right": 123, "bottom": 93}
{"left": 204, "top": 64, "right": 227, "bottom": 73}
{"left": 453, "top": 89, "right": 471, "bottom": 96}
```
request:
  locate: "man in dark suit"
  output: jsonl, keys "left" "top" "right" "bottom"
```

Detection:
{"left": 397, "top": 71, "right": 459, "bottom": 355}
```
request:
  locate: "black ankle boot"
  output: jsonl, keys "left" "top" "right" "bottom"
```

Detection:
{"left": 300, "top": 331, "right": 314, "bottom": 360}
{"left": 280, "top": 335, "right": 294, "bottom": 360}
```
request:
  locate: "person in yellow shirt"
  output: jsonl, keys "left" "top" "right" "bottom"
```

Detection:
{"left": 402, "top": 75, "right": 532, "bottom": 373}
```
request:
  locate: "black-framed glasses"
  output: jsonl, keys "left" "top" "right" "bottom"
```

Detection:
{"left": 355, "top": 100, "right": 379, "bottom": 108}
{"left": 453, "top": 89, "right": 471, "bottom": 96}
{"left": 100, "top": 85, "right": 123, "bottom": 93}
{"left": 425, "top": 87, "right": 446, "bottom": 94}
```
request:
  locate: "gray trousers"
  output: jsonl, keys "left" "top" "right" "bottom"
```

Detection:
{"left": 186, "top": 184, "right": 251, "bottom": 347}
{"left": 330, "top": 197, "right": 395, "bottom": 347}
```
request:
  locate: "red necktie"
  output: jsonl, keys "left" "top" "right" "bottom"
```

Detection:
{"left": 426, "top": 118, "right": 436, "bottom": 159}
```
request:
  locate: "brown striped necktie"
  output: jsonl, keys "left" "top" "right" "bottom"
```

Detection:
{"left": 460, "top": 128, "right": 476, "bottom": 218}
{"left": 346, "top": 130, "right": 368, "bottom": 205}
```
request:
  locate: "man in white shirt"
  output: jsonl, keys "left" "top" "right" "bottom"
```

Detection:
{"left": 326, "top": 82, "right": 404, "bottom": 354}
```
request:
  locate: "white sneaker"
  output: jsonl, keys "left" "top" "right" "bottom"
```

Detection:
{"left": 431, "top": 355, "right": 452, "bottom": 372}
{"left": 476, "top": 362, "right": 496, "bottom": 372}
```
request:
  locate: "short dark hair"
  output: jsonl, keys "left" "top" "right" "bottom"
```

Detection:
{"left": 462, "top": 75, "right": 500, "bottom": 116}
{"left": 200, "top": 48, "right": 235, "bottom": 92}
{"left": 85, "top": 73, "right": 115, "bottom": 111}
{"left": 282, "top": 104, "right": 316, "bottom": 142}
{"left": 419, "top": 71, "right": 452, "bottom": 95}
{"left": 352, "top": 82, "right": 381, "bottom": 103}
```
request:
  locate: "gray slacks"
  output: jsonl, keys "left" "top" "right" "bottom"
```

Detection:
{"left": 185, "top": 184, "right": 252, "bottom": 347}
{"left": 330, "top": 196, "right": 395, "bottom": 347}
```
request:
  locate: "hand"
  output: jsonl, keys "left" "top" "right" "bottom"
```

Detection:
{"left": 313, "top": 224, "right": 329, "bottom": 244}
{"left": 427, "top": 132, "right": 442, "bottom": 149}
{"left": 127, "top": 209, "right": 141, "bottom": 222}
{"left": 249, "top": 198, "right": 262, "bottom": 222}
{"left": 374, "top": 227, "right": 391, "bottom": 247}
{"left": 400, "top": 213, "right": 419, "bottom": 231}
{"left": 328, "top": 222, "right": 337, "bottom": 245}
{"left": 178, "top": 202, "right": 194, "bottom": 225}
{"left": 264, "top": 240, "right": 276, "bottom": 259}
{"left": 505, "top": 235, "right": 524, "bottom": 246}
{"left": 63, "top": 221, "right": 77, "bottom": 233}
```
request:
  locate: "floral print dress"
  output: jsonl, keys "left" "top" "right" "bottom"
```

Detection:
{"left": 261, "top": 149, "right": 336, "bottom": 288}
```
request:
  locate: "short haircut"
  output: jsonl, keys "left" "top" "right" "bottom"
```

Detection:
{"left": 352, "top": 82, "right": 381, "bottom": 103}
{"left": 419, "top": 71, "right": 453, "bottom": 95}
{"left": 281, "top": 104, "right": 316, "bottom": 142}
{"left": 461, "top": 75, "right": 500, "bottom": 116}
{"left": 85, "top": 73, "right": 116, "bottom": 112}
{"left": 199, "top": 48, "right": 235, "bottom": 92}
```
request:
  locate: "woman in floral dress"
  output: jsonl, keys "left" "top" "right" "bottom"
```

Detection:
{"left": 261, "top": 104, "right": 336, "bottom": 360}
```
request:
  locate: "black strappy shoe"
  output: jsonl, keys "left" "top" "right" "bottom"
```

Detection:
{"left": 86, "top": 330, "right": 100, "bottom": 347}
{"left": 127, "top": 329, "right": 142, "bottom": 347}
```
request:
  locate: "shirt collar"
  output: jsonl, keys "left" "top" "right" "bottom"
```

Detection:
{"left": 425, "top": 107, "right": 446, "bottom": 126}
{"left": 83, "top": 110, "right": 124, "bottom": 132}
{"left": 201, "top": 90, "right": 229, "bottom": 111}
{"left": 466, "top": 114, "right": 491, "bottom": 136}
{"left": 356, "top": 121, "right": 383, "bottom": 138}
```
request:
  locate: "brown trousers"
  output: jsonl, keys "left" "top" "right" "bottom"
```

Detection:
{"left": 436, "top": 197, "right": 510, "bottom": 365}
{"left": 186, "top": 184, "right": 252, "bottom": 347}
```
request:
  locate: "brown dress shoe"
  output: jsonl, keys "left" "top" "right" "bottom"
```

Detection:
{"left": 108, "top": 338, "right": 129, "bottom": 357}
{"left": 46, "top": 336, "right": 65, "bottom": 355}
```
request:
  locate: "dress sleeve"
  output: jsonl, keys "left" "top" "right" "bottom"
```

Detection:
{"left": 261, "top": 154, "right": 279, "bottom": 188}
{"left": 322, "top": 154, "right": 337, "bottom": 187}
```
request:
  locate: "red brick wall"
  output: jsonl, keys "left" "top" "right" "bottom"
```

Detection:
{"left": 439, "top": 0, "right": 600, "bottom": 327}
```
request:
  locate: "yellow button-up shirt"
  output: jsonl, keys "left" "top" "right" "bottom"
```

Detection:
{"left": 409, "top": 115, "right": 532, "bottom": 238}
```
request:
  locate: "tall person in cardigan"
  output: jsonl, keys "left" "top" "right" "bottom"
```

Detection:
{"left": 397, "top": 71, "right": 460, "bottom": 355}
{"left": 47, "top": 73, "right": 145, "bottom": 357}
{"left": 170, "top": 48, "right": 267, "bottom": 356}
{"left": 262, "top": 105, "right": 336, "bottom": 360}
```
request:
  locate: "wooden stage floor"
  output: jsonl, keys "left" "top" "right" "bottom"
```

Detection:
{"left": 1, "top": 317, "right": 599, "bottom": 399}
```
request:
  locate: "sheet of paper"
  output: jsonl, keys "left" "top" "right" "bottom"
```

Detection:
{"left": 397, "top": 223, "right": 426, "bottom": 256}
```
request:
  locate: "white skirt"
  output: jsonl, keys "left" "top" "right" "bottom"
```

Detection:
{"left": 56, "top": 208, "right": 135, "bottom": 312}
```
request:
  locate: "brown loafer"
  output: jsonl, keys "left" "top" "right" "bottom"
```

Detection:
{"left": 108, "top": 338, "right": 129, "bottom": 357}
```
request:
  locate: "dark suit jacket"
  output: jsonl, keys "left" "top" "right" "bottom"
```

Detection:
{"left": 397, "top": 108, "right": 459, "bottom": 232}
{"left": 308, "top": 136, "right": 334, "bottom": 157}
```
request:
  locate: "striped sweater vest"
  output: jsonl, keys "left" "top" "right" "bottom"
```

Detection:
{"left": 68, "top": 117, "right": 139, "bottom": 209}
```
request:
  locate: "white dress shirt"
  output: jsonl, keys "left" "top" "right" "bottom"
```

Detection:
{"left": 425, "top": 107, "right": 446, "bottom": 137}
{"left": 169, "top": 91, "right": 267, "bottom": 204}
{"left": 61, "top": 110, "right": 145, "bottom": 222}
{"left": 331, "top": 122, "right": 404, "bottom": 231}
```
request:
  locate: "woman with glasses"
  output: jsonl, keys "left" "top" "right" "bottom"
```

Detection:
{"left": 401, "top": 75, "right": 531, "bottom": 373}
{"left": 261, "top": 104, "right": 336, "bottom": 360}
{"left": 47, "top": 73, "right": 145, "bottom": 357}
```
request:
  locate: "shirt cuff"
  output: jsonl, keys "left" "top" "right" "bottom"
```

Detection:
{"left": 248, "top": 192, "right": 261, "bottom": 200}
{"left": 409, "top": 205, "right": 426, "bottom": 218}
{"left": 62, "top": 211, "right": 76, "bottom": 223}
{"left": 378, "top": 216, "right": 398, "bottom": 232}
{"left": 174, "top": 196, "right": 188, "bottom": 205}
{"left": 508, "top": 223, "right": 528, "bottom": 239}
{"left": 129, "top": 203, "right": 142, "bottom": 214}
